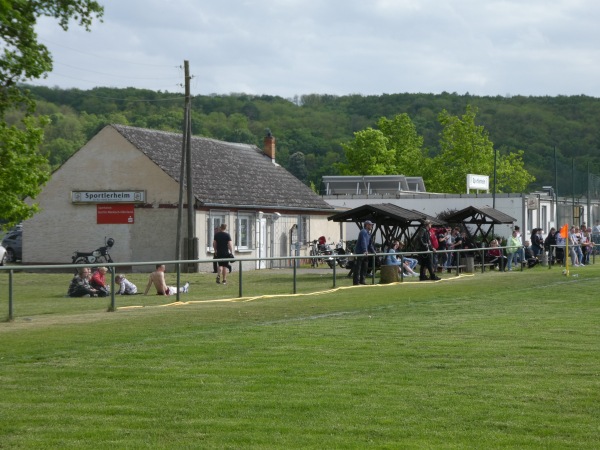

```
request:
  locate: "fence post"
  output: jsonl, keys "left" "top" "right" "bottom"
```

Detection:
{"left": 238, "top": 260, "right": 243, "bottom": 298}
{"left": 8, "top": 270, "right": 14, "bottom": 321}
{"left": 293, "top": 258, "right": 297, "bottom": 294}
{"left": 332, "top": 258, "right": 337, "bottom": 288}
{"left": 109, "top": 270, "right": 116, "bottom": 312}
{"left": 371, "top": 254, "right": 376, "bottom": 284}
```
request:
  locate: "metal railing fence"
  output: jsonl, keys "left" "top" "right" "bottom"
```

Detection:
{"left": 2, "top": 245, "right": 593, "bottom": 321}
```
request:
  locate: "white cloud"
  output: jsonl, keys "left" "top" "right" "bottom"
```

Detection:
{"left": 30, "top": 0, "right": 600, "bottom": 97}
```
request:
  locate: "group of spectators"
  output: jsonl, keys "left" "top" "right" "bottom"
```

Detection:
{"left": 359, "top": 220, "right": 599, "bottom": 281}
{"left": 499, "top": 222, "right": 598, "bottom": 270}
{"left": 68, "top": 266, "right": 138, "bottom": 298}
{"left": 68, "top": 264, "right": 192, "bottom": 298}
{"left": 378, "top": 220, "right": 481, "bottom": 281}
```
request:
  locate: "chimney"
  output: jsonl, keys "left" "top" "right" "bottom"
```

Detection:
{"left": 263, "top": 128, "right": 275, "bottom": 162}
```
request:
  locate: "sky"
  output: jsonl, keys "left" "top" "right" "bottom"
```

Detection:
{"left": 31, "top": 0, "right": 600, "bottom": 99}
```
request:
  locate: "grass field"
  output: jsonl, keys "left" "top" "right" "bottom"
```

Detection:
{"left": 1, "top": 265, "right": 599, "bottom": 448}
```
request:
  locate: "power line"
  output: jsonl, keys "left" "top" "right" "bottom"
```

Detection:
{"left": 52, "top": 61, "right": 180, "bottom": 81}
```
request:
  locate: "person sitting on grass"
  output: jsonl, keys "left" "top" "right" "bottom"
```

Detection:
{"left": 115, "top": 274, "right": 138, "bottom": 295}
{"left": 144, "top": 264, "right": 189, "bottom": 296}
{"left": 68, "top": 267, "right": 99, "bottom": 298}
{"left": 90, "top": 266, "right": 110, "bottom": 297}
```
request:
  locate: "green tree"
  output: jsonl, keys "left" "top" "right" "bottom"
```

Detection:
{"left": 338, "top": 114, "right": 427, "bottom": 176}
{"left": 377, "top": 113, "right": 426, "bottom": 176}
{"left": 428, "top": 105, "right": 534, "bottom": 193}
{"left": 0, "top": 0, "right": 103, "bottom": 226}
{"left": 0, "top": 117, "right": 50, "bottom": 224}
{"left": 338, "top": 128, "right": 394, "bottom": 175}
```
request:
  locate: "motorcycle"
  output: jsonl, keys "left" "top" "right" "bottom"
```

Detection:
{"left": 72, "top": 237, "right": 115, "bottom": 267}
{"left": 331, "top": 239, "right": 350, "bottom": 268}
{"left": 309, "top": 236, "right": 334, "bottom": 268}
{"left": 310, "top": 238, "right": 351, "bottom": 269}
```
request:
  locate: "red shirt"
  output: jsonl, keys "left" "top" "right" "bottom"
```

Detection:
{"left": 429, "top": 228, "right": 439, "bottom": 249}
{"left": 90, "top": 270, "right": 106, "bottom": 289}
{"left": 488, "top": 248, "right": 503, "bottom": 257}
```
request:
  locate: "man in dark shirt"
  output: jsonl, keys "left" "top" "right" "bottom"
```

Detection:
{"left": 353, "top": 220, "right": 375, "bottom": 285}
{"left": 213, "top": 224, "right": 234, "bottom": 285}
{"left": 417, "top": 220, "right": 441, "bottom": 281}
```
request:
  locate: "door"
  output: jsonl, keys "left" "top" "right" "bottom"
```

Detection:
{"left": 256, "top": 217, "right": 267, "bottom": 269}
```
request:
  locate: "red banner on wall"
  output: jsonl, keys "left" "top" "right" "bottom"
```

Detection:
{"left": 97, "top": 204, "right": 135, "bottom": 224}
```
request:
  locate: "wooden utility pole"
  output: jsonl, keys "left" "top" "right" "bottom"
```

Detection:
{"left": 176, "top": 61, "right": 197, "bottom": 278}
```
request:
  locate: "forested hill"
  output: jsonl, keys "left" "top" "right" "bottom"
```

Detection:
{"left": 27, "top": 85, "right": 600, "bottom": 193}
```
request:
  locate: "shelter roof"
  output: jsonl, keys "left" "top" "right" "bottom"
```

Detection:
{"left": 327, "top": 203, "right": 444, "bottom": 226}
{"left": 445, "top": 206, "right": 516, "bottom": 225}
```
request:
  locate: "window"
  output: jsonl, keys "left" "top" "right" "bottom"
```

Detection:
{"left": 207, "top": 212, "right": 227, "bottom": 251}
{"left": 235, "top": 213, "right": 255, "bottom": 250}
{"left": 541, "top": 205, "right": 547, "bottom": 231}
{"left": 300, "top": 216, "right": 309, "bottom": 245}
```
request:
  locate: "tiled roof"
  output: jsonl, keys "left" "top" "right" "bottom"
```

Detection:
{"left": 111, "top": 124, "right": 333, "bottom": 211}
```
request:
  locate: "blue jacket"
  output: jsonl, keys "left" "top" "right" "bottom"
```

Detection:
{"left": 355, "top": 228, "right": 375, "bottom": 254}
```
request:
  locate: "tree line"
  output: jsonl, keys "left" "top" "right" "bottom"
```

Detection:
{"left": 24, "top": 85, "right": 600, "bottom": 195}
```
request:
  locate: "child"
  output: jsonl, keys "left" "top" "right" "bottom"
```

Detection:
{"left": 115, "top": 274, "right": 138, "bottom": 295}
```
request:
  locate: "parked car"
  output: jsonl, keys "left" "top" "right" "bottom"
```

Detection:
{"left": 1, "top": 229, "right": 22, "bottom": 262}
{"left": 0, "top": 244, "right": 6, "bottom": 266}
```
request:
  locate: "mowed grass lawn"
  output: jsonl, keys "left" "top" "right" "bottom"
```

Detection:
{"left": 1, "top": 265, "right": 599, "bottom": 448}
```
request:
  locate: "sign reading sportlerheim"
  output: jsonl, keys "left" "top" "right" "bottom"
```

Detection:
{"left": 71, "top": 190, "right": 146, "bottom": 204}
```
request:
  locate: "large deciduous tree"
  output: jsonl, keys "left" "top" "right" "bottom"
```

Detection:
{"left": 429, "top": 105, "right": 534, "bottom": 193}
{"left": 338, "top": 113, "right": 426, "bottom": 176}
{"left": 340, "top": 105, "right": 534, "bottom": 195}
{"left": 0, "top": 0, "right": 103, "bottom": 227}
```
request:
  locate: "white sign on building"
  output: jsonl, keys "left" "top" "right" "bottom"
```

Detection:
{"left": 466, "top": 174, "right": 489, "bottom": 193}
{"left": 71, "top": 190, "right": 146, "bottom": 204}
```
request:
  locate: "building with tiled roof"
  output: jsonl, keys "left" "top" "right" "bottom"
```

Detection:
{"left": 23, "top": 125, "right": 338, "bottom": 271}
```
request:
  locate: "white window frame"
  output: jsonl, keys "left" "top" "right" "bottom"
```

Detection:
{"left": 235, "top": 212, "right": 255, "bottom": 250}
{"left": 207, "top": 211, "right": 228, "bottom": 252}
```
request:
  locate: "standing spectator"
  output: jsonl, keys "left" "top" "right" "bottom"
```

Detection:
{"left": 555, "top": 232, "right": 566, "bottom": 265}
{"left": 144, "top": 264, "right": 189, "bottom": 295}
{"left": 353, "top": 220, "right": 375, "bottom": 285}
{"left": 514, "top": 225, "right": 525, "bottom": 263}
{"left": 506, "top": 230, "right": 521, "bottom": 271}
{"left": 90, "top": 266, "right": 110, "bottom": 297}
{"left": 444, "top": 227, "right": 455, "bottom": 268}
{"left": 568, "top": 226, "right": 583, "bottom": 266}
{"left": 531, "top": 228, "right": 544, "bottom": 257}
{"left": 436, "top": 227, "right": 448, "bottom": 269}
{"left": 115, "top": 274, "right": 138, "bottom": 295}
{"left": 417, "top": 220, "right": 440, "bottom": 281}
{"left": 429, "top": 225, "right": 439, "bottom": 268}
{"left": 544, "top": 227, "right": 557, "bottom": 265}
{"left": 581, "top": 227, "right": 593, "bottom": 265}
{"left": 213, "top": 224, "right": 234, "bottom": 285}
{"left": 446, "top": 227, "right": 461, "bottom": 268}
